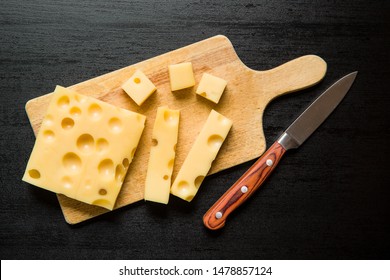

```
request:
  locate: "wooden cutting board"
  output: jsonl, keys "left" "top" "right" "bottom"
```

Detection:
{"left": 25, "top": 35, "right": 326, "bottom": 224}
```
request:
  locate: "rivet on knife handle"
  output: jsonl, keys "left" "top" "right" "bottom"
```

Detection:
{"left": 203, "top": 141, "right": 286, "bottom": 230}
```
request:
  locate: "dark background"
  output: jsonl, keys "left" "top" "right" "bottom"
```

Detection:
{"left": 1, "top": 0, "right": 389, "bottom": 259}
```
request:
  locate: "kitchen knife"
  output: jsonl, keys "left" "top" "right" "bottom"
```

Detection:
{"left": 203, "top": 72, "right": 358, "bottom": 230}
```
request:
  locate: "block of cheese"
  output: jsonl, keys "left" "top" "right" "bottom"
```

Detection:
{"left": 122, "top": 69, "right": 157, "bottom": 106}
{"left": 196, "top": 73, "right": 227, "bottom": 104}
{"left": 170, "top": 110, "right": 232, "bottom": 202}
{"left": 22, "top": 86, "right": 146, "bottom": 210}
{"left": 168, "top": 62, "right": 195, "bottom": 91}
{"left": 144, "top": 106, "right": 180, "bottom": 204}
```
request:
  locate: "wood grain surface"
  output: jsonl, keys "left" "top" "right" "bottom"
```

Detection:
{"left": 1, "top": 0, "right": 389, "bottom": 259}
{"left": 26, "top": 36, "right": 326, "bottom": 224}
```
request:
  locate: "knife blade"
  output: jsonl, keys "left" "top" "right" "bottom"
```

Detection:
{"left": 203, "top": 72, "right": 358, "bottom": 230}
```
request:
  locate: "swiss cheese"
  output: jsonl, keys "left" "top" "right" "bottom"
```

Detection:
{"left": 22, "top": 86, "right": 146, "bottom": 210}
{"left": 196, "top": 73, "right": 227, "bottom": 104}
{"left": 168, "top": 62, "right": 195, "bottom": 91}
{"left": 144, "top": 106, "right": 180, "bottom": 204}
{"left": 122, "top": 70, "right": 157, "bottom": 106}
{"left": 170, "top": 110, "right": 232, "bottom": 202}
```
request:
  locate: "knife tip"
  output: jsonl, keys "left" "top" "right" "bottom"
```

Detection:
{"left": 350, "top": 71, "right": 358, "bottom": 78}
{"left": 343, "top": 71, "right": 358, "bottom": 84}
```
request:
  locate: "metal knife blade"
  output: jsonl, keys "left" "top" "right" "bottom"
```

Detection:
{"left": 203, "top": 72, "right": 358, "bottom": 230}
{"left": 278, "top": 71, "right": 358, "bottom": 150}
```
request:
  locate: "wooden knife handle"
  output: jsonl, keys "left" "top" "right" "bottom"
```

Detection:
{"left": 203, "top": 141, "right": 286, "bottom": 230}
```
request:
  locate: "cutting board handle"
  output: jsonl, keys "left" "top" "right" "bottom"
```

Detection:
{"left": 260, "top": 55, "right": 327, "bottom": 100}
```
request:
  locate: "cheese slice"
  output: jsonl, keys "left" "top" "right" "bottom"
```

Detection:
{"left": 122, "top": 70, "right": 157, "bottom": 106}
{"left": 168, "top": 62, "right": 195, "bottom": 91}
{"left": 170, "top": 110, "right": 232, "bottom": 202}
{"left": 22, "top": 86, "right": 146, "bottom": 210}
{"left": 144, "top": 106, "right": 180, "bottom": 204}
{"left": 196, "top": 73, "right": 227, "bottom": 104}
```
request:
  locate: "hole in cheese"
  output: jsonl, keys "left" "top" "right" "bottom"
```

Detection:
{"left": 28, "top": 169, "right": 41, "bottom": 179}
{"left": 88, "top": 103, "right": 102, "bottom": 120}
{"left": 115, "top": 164, "right": 125, "bottom": 182}
{"left": 174, "top": 180, "right": 196, "bottom": 202}
{"left": 62, "top": 152, "right": 82, "bottom": 173}
{"left": 70, "top": 106, "right": 81, "bottom": 117}
{"left": 99, "top": 188, "right": 107, "bottom": 195}
{"left": 61, "top": 176, "right": 73, "bottom": 189}
{"left": 217, "top": 114, "right": 231, "bottom": 125}
{"left": 98, "top": 159, "right": 115, "bottom": 177}
{"left": 122, "top": 158, "right": 130, "bottom": 168}
{"left": 177, "top": 180, "right": 189, "bottom": 190}
{"left": 77, "top": 134, "right": 95, "bottom": 153}
{"left": 43, "top": 130, "right": 55, "bottom": 142}
{"left": 151, "top": 139, "right": 158, "bottom": 146}
{"left": 163, "top": 175, "right": 169, "bottom": 180}
{"left": 168, "top": 158, "right": 174, "bottom": 169}
{"left": 134, "top": 77, "right": 141, "bottom": 84}
{"left": 163, "top": 110, "right": 178, "bottom": 125}
{"left": 108, "top": 117, "right": 123, "bottom": 133}
{"left": 83, "top": 180, "right": 92, "bottom": 191}
{"left": 44, "top": 115, "right": 54, "bottom": 126}
{"left": 194, "top": 175, "right": 205, "bottom": 189}
{"left": 74, "top": 94, "right": 87, "bottom": 103}
{"left": 57, "top": 95, "right": 70, "bottom": 108}
{"left": 96, "top": 138, "right": 109, "bottom": 153}
{"left": 92, "top": 199, "right": 111, "bottom": 209}
{"left": 61, "top": 117, "right": 74, "bottom": 130}
{"left": 207, "top": 134, "right": 224, "bottom": 150}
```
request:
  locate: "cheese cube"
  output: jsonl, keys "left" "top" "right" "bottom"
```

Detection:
{"left": 168, "top": 62, "right": 195, "bottom": 91}
{"left": 170, "top": 110, "right": 232, "bottom": 202}
{"left": 122, "top": 70, "right": 156, "bottom": 106}
{"left": 144, "top": 106, "right": 180, "bottom": 204}
{"left": 196, "top": 73, "right": 227, "bottom": 103}
{"left": 22, "top": 86, "right": 146, "bottom": 210}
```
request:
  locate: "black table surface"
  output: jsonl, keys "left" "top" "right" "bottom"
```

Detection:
{"left": 1, "top": 0, "right": 389, "bottom": 260}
